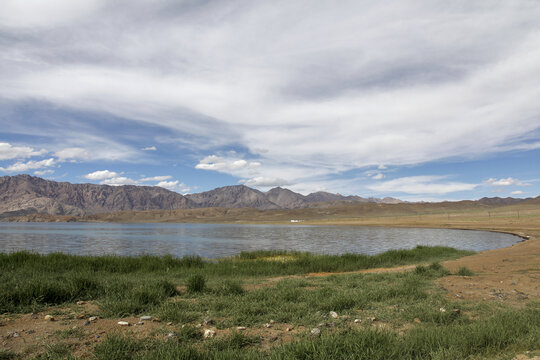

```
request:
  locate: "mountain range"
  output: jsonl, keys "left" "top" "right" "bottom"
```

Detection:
{"left": 1, "top": 174, "right": 533, "bottom": 219}
{"left": 0, "top": 174, "right": 405, "bottom": 217}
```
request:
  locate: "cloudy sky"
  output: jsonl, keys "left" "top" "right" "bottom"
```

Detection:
{"left": 1, "top": 0, "right": 540, "bottom": 200}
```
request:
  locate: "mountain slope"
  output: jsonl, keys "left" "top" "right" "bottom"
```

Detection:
{"left": 186, "top": 185, "right": 281, "bottom": 210}
{"left": 0, "top": 174, "right": 196, "bottom": 217}
{"left": 265, "top": 187, "right": 308, "bottom": 208}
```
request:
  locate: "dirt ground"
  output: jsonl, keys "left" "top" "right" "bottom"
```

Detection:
{"left": 439, "top": 230, "right": 540, "bottom": 306}
{"left": 1, "top": 225, "right": 539, "bottom": 358}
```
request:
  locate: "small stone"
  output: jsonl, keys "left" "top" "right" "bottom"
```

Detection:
{"left": 369, "top": 317, "right": 377, "bottom": 322}
{"left": 439, "top": 307, "right": 446, "bottom": 313}
{"left": 354, "top": 319, "right": 361, "bottom": 323}
{"left": 44, "top": 315, "right": 54, "bottom": 321}
{"left": 286, "top": 327, "right": 293, "bottom": 332}
{"left": 452, "top": 309, "right": 461, "bottom": 314}
{"left": 135, "top": 321, "right": 144, "bottom": 326}
{"left": 72, "top": 326, "right": 78, "bottom": 330}
{"left": 195, "top": 323, "right": 202, "bottom": 328}
{"left": 264, "top": 323, "right": 272, "bottom": 328}
{"left": 140, "top": 316, "right": 152, "bottom": 321}
{"left": 414, "top": 318, "right": 422, "bottom": 324}
{"left": 95, "top": 335, "right": 100, "bottom": 339}
{"left": 12, "top": 331, "right": 20, "bottom": 338}
{"left": 310, "top": 328, "right": 321, "bottom": 336}
{"left": 269, "top": 320, "right": 275, "bottom": 324}
{"left": 317, "top": 322, "right": 325, "bottom": 327}
{"left": 152, "top": 318, "right": 161, "bottom": 323}
{"left": 83, "top": 321, "right": 90, "bottom": 326}
{"left": 26, "top": 329, "right": 36, "bottom": 334}
{"left": 203, "top": 318, "right": 214, "bottom": 326}
{"left": 117, "top": 321, "right": 129, "bottom": 326}
{"left": 88, "top": 316, "right": 98, "bottom": 322}
{"left": 76, "top": 314, "right": 85, "bottom": 319}
{"left": 237, "top": 326, "right": 246, "bottom": 330}
{"left": 329, "top": 311, "right": 338, "bottom": 319}
{"left": 167, "top": 322, "right": 173, "bottom": 326}
{"left": 204, "top": 329, "right": 216, "bottom": 338}
{"left": 76, "top": 301, "right": 85, "bottom": 305}
{"left": 167, "top": 332, "right": 177, "bottom": 339}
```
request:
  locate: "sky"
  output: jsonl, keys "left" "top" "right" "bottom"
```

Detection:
{"left": 1, "top": 0, "right": 540, "bottom": 201}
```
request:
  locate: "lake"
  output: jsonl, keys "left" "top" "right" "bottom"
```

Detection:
{"left": 0, "top": 222, "right": 521, "bottom": 258}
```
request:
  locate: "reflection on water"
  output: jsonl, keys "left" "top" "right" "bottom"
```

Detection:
{"left": 0, "top": 222, "right": 519, "bottom": 258}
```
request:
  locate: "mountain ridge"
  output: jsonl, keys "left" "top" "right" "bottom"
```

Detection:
{"left": 0, "top": 174, "right": 532, "bottom": 218}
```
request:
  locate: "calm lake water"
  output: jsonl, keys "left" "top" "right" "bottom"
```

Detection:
{"left": 0, "top": 222, "right": 520, "bottom": 258}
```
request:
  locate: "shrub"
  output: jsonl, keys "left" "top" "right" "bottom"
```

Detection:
{"left": 186, "top": 274, "right": 206, "bottom": 293}
{"left": 456, "top": 267, "right": 474, "bottom": 276}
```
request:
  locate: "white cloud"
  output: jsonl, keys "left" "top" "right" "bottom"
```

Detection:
{"left": 84, "top": 170, "right": 120, "bottom": 180}
{"left": 378, "top": 165, "right": 387, "bottom": 170}
{"left": 100, "top": 176, "right": 138, "bottom": 186}
{"left": 2, "top": 2, "right": 540, "bottom": 192}
{"left": 34, "top": 169, "right": 54, "bottom": 176}
{"left": 0, "top": 142, "right": 47, "bottom": 160}
{"left": 485, "top": 177, "right": 531, "bottom": 186}
{"left": 239, "top": 177, "right": 291, "bottom": 187}
{"left": 367, "top": 176, "right": 477, "bottom": 195}
{"left": 0, "top": 158, "right": 55, "bottom": 172}
{"left": 0, "top": 0, "right": 106, "bottom": 28}
{"left": 195, "top": 155, "right": 261, "bottom": 174}
{"left": 511, "top": 190, "right": 524, "bottom": 195}
{"left": 372, "top": 173, "right": 385, "bottom": 180}
{"left": 156, "top": 180, "right": 191, "bottom": 193}
{"left": 55, "top": 147, "right": 90, "bottom": 161}
{"left": 142, "top": 146, "right": 157, "bottom": 151}
{"left": 140, "top": 175, "right": 172, "bottom": 182}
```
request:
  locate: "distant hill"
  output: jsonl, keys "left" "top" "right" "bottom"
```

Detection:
{"left": 265, "top": 187, "right": 308, "bottom": 208}
{"left": 10, "top": 175, "right": 528, "bottom": 220}
{"left": 185, "top": 185, "right": 281, "bottom": 210}
{"left": 0, "top": 174, "right": 196, "bottom": 217}
{"left": 477, "top": 197, "right": 529, "bottom": 206}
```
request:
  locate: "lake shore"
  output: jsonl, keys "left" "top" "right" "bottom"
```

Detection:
{"left": 1, "top": 207, "right": 539, "bottom": 359}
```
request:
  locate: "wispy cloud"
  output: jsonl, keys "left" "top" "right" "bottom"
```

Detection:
{"left": 1, "top": 1, "right": 540, "bottom": 195}
{"left": 140, "top": 175, "right": 172, "bottom": 182}
{"left": 485, "top": 177, "right": 531, "bottom": 186}
{"left": 0, "top": 142, "right": 47, "bottom": 161}
{"left": 0, "top": 158, "right": 55, "bottom": 172}
{"left": 367, "top": 176, "right": 477, "bottom": 195}
{"left": 84, "top": 170, "right": 121, "bottom": 180}
{"left": 34, "top": 169, "right": 54, "bottom": 176}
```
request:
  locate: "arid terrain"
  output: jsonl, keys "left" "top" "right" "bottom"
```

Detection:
{"left": 1, "top": 202, "right": 539, "bottom": 359}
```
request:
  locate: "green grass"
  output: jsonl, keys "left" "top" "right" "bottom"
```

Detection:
{"left": 0, "top": 246, "right": 471, "bottom": 314}
{"left": 2, "top": 247, "right": 538, "bottom": 360}
{"left": 456, "top": 266, "right": 475, "bottom": 276}
{"left": 87, "top": 304, "right": 540, "bottom": 359}
{"left": 0, "top": 351, "right": 17, "bottom": 360}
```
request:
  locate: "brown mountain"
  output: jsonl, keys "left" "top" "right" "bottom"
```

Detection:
{"left": 304, "top": 191, "right": 350, "bottom": 203}
{"left": 0, "top": 174, "right": 196, "bottom": 217}
{"left": 265, "top": 187, "right": 308, "bottom": 208}
{"left": 186, "top": 185, "right": 281, "bottom": 210}
{"left": 0, "top": 175, "right": 409, "bottom": 218}
{"left": 477, "top": 197, "right": 529, "bottom": 206}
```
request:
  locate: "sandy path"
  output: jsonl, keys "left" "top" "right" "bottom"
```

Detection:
{"left": 438, "top": 230, "right": 540, "bottom": 305}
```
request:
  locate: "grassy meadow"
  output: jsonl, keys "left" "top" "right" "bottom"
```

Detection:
{"left": 1, "top": 246, "right": 539, "bottom": 359}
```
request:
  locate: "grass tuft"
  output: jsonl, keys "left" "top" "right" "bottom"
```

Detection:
{"left": 186, "top": 274, "right": 206, "bottom": 293}
{"left": 456, "top": 267, "right": 475, "bottom": 276}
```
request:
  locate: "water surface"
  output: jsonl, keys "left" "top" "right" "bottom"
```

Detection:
{"left": 0, "top": 222, "right": 519, "bottom": 258}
